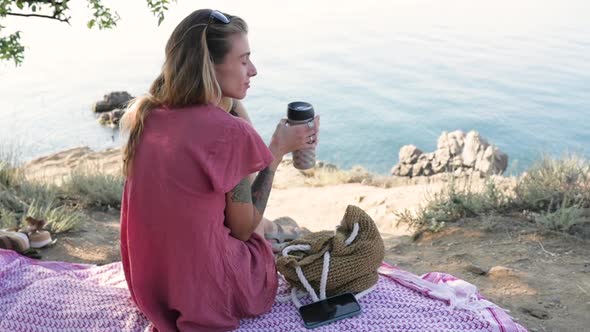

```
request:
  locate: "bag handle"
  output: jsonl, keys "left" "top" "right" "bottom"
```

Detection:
{"left": 280, "top": 223, "right": 375, "bottom": 308}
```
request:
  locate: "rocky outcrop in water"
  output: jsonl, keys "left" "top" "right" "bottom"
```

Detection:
{"left": 92, "top": 91, "right": 133, "bottom": 113}
{"left": 391, "top": 130, "right": 508, "bottom": 177}
{"left": 98, "top": 109, "right": 125, "bottom": 128}
{"left": 93, "top": 91, "right": 133, "bottom": 127}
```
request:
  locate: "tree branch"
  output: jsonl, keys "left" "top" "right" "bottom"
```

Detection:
{"left": 6, "top": 12, "right": 70, "bottom": 24}
{"left": 21, "top": 0, "right": 67, "bottom": 5}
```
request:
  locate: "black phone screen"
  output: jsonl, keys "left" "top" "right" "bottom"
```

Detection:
{"left": 298, "top": 292, "right": 361, "bottom": 328}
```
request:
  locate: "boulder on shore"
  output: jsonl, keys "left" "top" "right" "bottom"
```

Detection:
{"left": 391, "top": 130, "right": 508, "bottom": 178}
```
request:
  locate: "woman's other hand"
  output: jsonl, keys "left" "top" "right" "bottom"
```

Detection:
{"left": 269, "top": 115, "right": 320, "bottom": 164}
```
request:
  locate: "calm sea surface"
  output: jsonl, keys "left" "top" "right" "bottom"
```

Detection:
{"left": 1, "top": 0, "right": 588, "bottom": 174}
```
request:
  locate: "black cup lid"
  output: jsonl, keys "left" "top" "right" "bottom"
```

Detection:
{"left": 287, "top": 101, "right": 314, "bottom": 121}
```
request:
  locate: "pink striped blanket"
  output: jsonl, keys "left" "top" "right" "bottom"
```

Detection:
{"left": 0, "top": 249, "right": 527, "bottom": 331}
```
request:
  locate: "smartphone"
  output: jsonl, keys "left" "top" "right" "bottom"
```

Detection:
{"left": 298, "top": 292, "right": 362, "bottom": 329}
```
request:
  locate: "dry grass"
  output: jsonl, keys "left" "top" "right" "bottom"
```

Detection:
{"left": 0, "top": 175, "right": 83, "bottom": 234}
{"left": 298, "top": 164, "right": 374, "bottom": 187}
{"left": 61, "top": 166, "right": 124, "bottom": 209}
{"left": 399, "top": 154, "right": 590, "bottom": 236}
{"left": 3, "top": 145, "right": 588, "bottom": 238}
{"left": 396, "top": 176, "right": 514, "bottom": 232}
{"left": 515, "top": 154, "right": 590, "bottom": 210}
{"left": 515, "top": 154, "right": 590, "bottom": 231}
{"left": 0, "top": 146, "right": 124, "bottom": 233}
{"left": 24, "top": 199, "right": 85, "bottom": 234}
{"left": 297, "top": 163, "right": 427, "bottom": 188}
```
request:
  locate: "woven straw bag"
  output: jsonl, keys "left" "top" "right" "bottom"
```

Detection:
{"left": 276, "top": 205, "right": 384, "bottom": 299}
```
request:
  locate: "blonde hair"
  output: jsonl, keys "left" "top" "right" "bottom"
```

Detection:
{"left": 121, "top": 9, "right": 247, "bottom": 177}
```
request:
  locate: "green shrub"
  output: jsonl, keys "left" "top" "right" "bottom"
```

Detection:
{"left": 0, "top": 161, "right": 17, "bottom": 188}
{"left": 24, "top": 199, "right": 85, "bottom": 234}
{"left": 0, "top": 172, "right": 62, "bottom": 225}
{"left": 397, "top": 176, "right": 514, "bottom": 231}
{"left": 535, "top": 205, "right": 584, "bottom": 232}
{"left": 0, "top": 187, "right": 26, "bottom": 214}
{"left": 0, "top": 145, "right": 86, "bottom": 233}
{"left": 0, "top": 207, "right": 19, "bottom": 229}
{"left": 515, "top": 154, "right": 590, "bottom": 211}
{"left": 399, "top": 155, "right": 590, "bottom": 237}
{"left": 62, "top": 167, "right": 124, "bottom": 208}
{"left": 16, "top": 180, "right": 60, "bottom": 206}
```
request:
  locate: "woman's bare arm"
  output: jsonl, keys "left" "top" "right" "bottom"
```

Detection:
{"left": 224, "top": 160, "right": 279, "bottom": 241}
{"left": 231, "top": 99, "right": 256, "bottom": 183}
{"left": 224, "top": 102, "right": 319, "bottom": 241}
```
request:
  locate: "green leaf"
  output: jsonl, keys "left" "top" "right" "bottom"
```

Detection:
{"left": 0, "top": 31, "right": 25, "bottom": 66}
{"left": 1, "top": 0, "right": 178, "bottom": 65}
{"left": 0, "top": 0, "right": 10, "bottom": 16}
{"left": 146, "top": 0, "right": 173, "bottom": 25}
{"left": 85, "top": 0, "right": 119, "bottom": 30}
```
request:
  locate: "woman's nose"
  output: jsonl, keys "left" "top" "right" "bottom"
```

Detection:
{"left": 248, "top": 62, "right": 257, "bottom": 77}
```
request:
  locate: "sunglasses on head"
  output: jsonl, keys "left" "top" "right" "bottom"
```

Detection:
{"left": 209, "top": 10, "right": 230, "bottom": 25}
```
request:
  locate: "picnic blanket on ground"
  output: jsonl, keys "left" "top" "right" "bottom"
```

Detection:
{"left": 0, "top": 249, "right": 527, "bottom": 332}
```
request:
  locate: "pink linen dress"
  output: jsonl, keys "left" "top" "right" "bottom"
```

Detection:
{"left": 120, "top": 104, "right": 278, "bottom": 332}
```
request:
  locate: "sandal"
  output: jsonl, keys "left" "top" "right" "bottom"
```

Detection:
{"left": 23, "top": 216, "right": 55, "bottom": 249}
{"left": 0, "top": 230, "right": 30, "bottom": 253}
{"left": 0, "top": 216, "right": 55, "bottom": 255}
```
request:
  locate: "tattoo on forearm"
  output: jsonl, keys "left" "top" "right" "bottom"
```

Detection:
{"left": 251, "top": 167, "right": 275, "bottom": 215}
{"left": 231, "top": 178, "right": 253, "bottom": 204}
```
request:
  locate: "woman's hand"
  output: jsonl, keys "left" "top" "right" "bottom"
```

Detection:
{"left": 269, "top": 115, "right": 320, "bottom": 164}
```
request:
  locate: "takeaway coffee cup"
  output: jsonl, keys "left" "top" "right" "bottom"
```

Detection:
{"left": 287, "top": 101, "right": 316, "bottom": 170}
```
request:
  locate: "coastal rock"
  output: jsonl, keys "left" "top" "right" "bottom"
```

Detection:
{"left": 476, "top": 145, "right": 509, "bottom": 176}
{"left": 92, "top": 91, "right": 134, "bottom": 113}
{"left": 391, "top": 130, "right": 508, "bottom": 178}
{"left": 399, "top": 145, "right": 423, "bottom": 164}
{"left": 432, "top": 148, "right": 451, "bottom": 173}
{"left": 98, "top": 109, "right": 125, "bottom": 128}
{"left": 411, "top": 163, "right": 424, "bottom": 177}
{"left": 462, "top": 131, "right": 488, "bottom": 167}
{"left": 391, "top": 163, "right": 412, "bottom": 177}
{"left": 437, "top": 130, "right": 465, "bottom": 155}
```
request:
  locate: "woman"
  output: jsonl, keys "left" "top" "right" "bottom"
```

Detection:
{"left": 120, "top": 9, "right": 319, "bottom": 332}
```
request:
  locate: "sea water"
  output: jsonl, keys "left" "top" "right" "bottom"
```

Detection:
{"left": 0, "top": 0, "right": 588, "bottom": 174}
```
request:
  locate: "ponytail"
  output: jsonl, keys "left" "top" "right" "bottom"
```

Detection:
{"left": 121, "top": 95, "right": 157, "bottom": 177}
